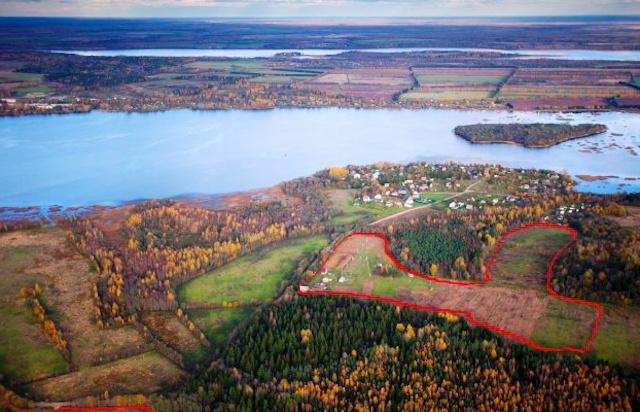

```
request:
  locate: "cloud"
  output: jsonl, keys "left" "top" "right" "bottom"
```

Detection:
{"left": 1, "top": 0, "right": 639, "bottom": 17}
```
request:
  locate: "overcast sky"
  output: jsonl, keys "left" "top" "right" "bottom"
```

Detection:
{"left": 1, "top": 0, "right": 639, "bottom": 18}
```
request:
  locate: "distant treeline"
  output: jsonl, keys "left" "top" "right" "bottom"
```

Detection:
{"left": 455, "top": 123, "right": 607, "bottom": 148}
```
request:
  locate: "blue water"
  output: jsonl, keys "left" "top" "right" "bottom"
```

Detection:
{"left": 51, "top": 48, "right": 640, "bottom": 62}
{"left": 1, "top": 108, "right": 639, "bottom": 207}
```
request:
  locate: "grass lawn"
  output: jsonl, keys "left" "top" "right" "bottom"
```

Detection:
{"left": 188, "top": 307, "right": 254, "bottom": 347}
{"left": 419, "top": 192, "right": 456, "bottom": 202}
{"left": 178, "top": 235, "right": 329, "bottom": 305}
{"left": 0, "top": 304, "right": 69, "bottom": 385}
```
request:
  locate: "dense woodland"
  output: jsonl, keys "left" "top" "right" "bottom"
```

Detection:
{"left": 553, "top": 207, "right": 640, "bottom": 306}
{"left": 152, "top": 296, "right": 639, "bottom": 412}
{"left": 454, "top": 123, "right": 608, "bottom": 148}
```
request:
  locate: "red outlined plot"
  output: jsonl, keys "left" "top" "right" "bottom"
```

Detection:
{"left": 53, "top": 407, "right": 152, "bottom": 412}
{"left": 298, "top": 222, "right": 603, "bottom": 353}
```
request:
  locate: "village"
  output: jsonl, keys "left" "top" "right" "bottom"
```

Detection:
{"left": 331, "top": 162, "right": 543, "bottom": 212}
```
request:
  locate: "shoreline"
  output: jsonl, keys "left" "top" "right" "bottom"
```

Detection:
{"left": 1, "top": 104, "right": 636, "bottom": 119}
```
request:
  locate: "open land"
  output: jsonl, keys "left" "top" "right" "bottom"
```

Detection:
{"left": 302, "top": 228, "right": 601, "bottom": 352}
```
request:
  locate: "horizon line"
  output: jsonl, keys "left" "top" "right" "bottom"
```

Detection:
{"left": 1, "top": 14, "right": 639, "bottom": 20}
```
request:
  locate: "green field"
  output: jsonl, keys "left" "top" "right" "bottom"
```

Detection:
{"left": 327, "top": 189, "right": 404, "bottom": 224}
{"left": 185, "top": 60, "right": 322, "bottom": 81}
{"left": 488, "top": 226, "right": 571, "bottom": 288}
{"left": 14, "top": 85, "right": 52, "bottom": 95}
{"left": 416, "top": 75, "right": 507, "bottom": 84}
{"left": 188, "top": 307, "right": 254, "bottom": 347}
{"left": 0, "top": 72, "right": 43, "bottom": 81}
{"left": 0, "top": 246, "right": 41, "bottom": 298}
{"left": 400, "top": 91, "right": 492, "bottom": 100}
{"left": 249, "top": 75, "right": 310, "bottom": 83}
{"left": 419, "top": 192, "right": 457, "bottom": 202}
{"left": 372, "top": 275, "right": 437, "bottom": 297}
{"left": 0, "top": 304, "right": 69, "bottom": 384}
{"left": 530, "top": 299, "right": 598, "bottom": 350}
{"left": 589, "top": 305, "right": 640, "bottom": 372}
{"left": 178, "top": 235, "right": 329, "bottom": 305}
{"left": 0, "top": 244, "right": 68, "bottom": 384}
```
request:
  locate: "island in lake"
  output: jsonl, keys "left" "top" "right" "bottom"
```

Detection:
{"left": 454, "top": 123, "right": 607, "bottom": 148}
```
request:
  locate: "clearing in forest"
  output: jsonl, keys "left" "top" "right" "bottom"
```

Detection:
{"left": 300, "top": 224, "right": 602, "bottom": 353}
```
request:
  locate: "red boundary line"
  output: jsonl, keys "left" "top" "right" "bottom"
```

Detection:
{"left": 53, "top": 407, "right": 152, "bottom": 412}
{"left": 298, "top": 222, "right": 603, "bottom": 353}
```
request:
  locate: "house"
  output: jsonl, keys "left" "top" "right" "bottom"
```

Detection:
{"left": 374, "top": 194, "right": 383, "bottom": 200}
{"left": 322, "top": 277, "right": 332, "bottom": 283}
{"left": 299, "top": 285, "right": 310, "bottom": 292}
{"left": 321, "top": 268, "right": 328, "bottom": 275}
{"left": 404, "top": 198, "right": 414, "bottom": 208}
{"left": 449, "top": 202, "right": 457, "bottom": 209}
{"left": 466, "top": 205, "right": 474, "bottom": 210}
{"left": 363, "top": 195, "right": 372, "bottom": 202}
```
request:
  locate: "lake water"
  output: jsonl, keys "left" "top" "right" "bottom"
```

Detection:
{"left": 51, "top": 48, "right": 640, "bottom": 62}
{"left": 1, "top": 108, "right": 639, "bottom": 207}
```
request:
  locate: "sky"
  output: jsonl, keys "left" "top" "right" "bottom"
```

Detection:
{"left": 0, "top": 0, "right": 639, "bottom": 18}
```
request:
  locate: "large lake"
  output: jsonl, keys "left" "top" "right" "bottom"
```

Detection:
{"left": 1, "top": 108, "right": 639, "bottom": 207}
{"left": 52, "top": 48, "right": 640, "bottom": 61}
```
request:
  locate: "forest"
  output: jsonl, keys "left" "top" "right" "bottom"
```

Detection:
{"left": 454, "top": 123, "right": 608, "bottom": 148}
{"left": 552, "top": 207, "right": 640, "bottom": 306}
{"left": 151, "top": 296, "right": 639, "bottom": 412}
